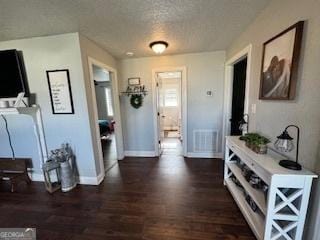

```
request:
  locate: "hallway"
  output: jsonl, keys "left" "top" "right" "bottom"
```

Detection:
{"left": 0, "top": 156, "right": 254, "bottom": 239}
{"left": 161, "top": 130, "right": 183, "bottom": 156}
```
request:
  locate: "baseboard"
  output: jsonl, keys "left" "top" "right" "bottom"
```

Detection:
{"left": 29, "top": 171, "right": 102, "bottom": 185}
{"left": 124, "top": 151, "right": 156, "bottom": 157}
{"left": 96, "top": 171, "right": 105, "bottom": 185}
{"left": 29, "top": 173, "right": 44, "bottom": 182}
{"left": 78, "top": 176, "right": 101, "bottom": 185}
{"left": 187, "top": 152, "right": 223, "bottom": 158}
{"left": 118, "top": 152, "right": 125, "bottom": 160}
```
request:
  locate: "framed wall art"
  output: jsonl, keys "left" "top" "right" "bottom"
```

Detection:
{"left": 46, "top": 69, "right": 75, "bottom": 114}
{"left": 128, "top": 77, "right": 140, "bottom": 86}
{"left": 259, "top": 21, "right": 304, "bottom": 100}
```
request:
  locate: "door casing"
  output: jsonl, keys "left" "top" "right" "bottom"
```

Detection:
{"left": 222, "top": 45, "right": 252, "bottom": 155}
{"left": 230, "top": 58, "right": 247, "bottom": 136}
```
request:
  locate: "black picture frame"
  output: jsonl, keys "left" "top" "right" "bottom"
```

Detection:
{"left": 46, "top": 69, "right": 75, "bottom": 114}
{"left": 259, "top": 21, "right": 304, "bottom": 100}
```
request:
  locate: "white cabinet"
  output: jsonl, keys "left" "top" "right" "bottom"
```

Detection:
{"left": 224, "top": 136, "right": 317, "bottom": 240}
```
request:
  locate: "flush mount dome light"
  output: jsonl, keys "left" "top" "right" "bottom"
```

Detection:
{"left": 149, "top": 41, "right": 168, "bottom": 54}
{"left": 126, "top": 51, "right": 134, "bottom": 57}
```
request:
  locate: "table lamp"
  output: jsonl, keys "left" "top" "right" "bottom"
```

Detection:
{"left": 274, "top": 125, "right": 302, "bottom": 170}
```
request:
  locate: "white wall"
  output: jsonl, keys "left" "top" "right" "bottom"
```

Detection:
{"left": 119, "top": 51, "right": 225, "bottom": 154}
{"left": 226, "top": 0, "right": 320, "bottom": 238}
{"left": 0, "top": 33, "right": 97, "bottom": 178}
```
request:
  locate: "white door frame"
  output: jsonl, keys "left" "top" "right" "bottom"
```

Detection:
{"left": 88, "top": 57, "right": 125, "bottom": 176}
{"left": 152, "top": 66, "right": 187, "bottom": 157}
{"left": 222, "top": 44, "right": 252, "bottom": 152}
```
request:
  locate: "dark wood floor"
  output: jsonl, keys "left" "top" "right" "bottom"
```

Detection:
{"left": 0, "top": 156, "right": 255, "bottom": 240}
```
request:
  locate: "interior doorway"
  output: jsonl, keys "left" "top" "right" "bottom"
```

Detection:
{"left": 88, "top": 57, "right": 124, "bottom": 180}
{"left": 230, "top": 57, "right": 247, "bottom": 135}
{"left": 157, "top": 71, "right": 182, "bottom": 156}
{"left": 223, "top": 44, "right": 252, "bottom": 146}
{"left": 153, "top": 67, "right": 187, "bottom": 157}
{"left": 92, "top": 64, "right": 118, "bottom": 171}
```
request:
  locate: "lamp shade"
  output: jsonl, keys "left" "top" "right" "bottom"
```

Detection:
{"left": 274, "top": 138, "right": 294, "bottom": 152}
{"left": 274, "top": 130, "right": 294, "bottom": 152}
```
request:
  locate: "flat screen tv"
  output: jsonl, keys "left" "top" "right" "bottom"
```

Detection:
{"left": 0, "top": 49, "right": 30, "bottom": 98}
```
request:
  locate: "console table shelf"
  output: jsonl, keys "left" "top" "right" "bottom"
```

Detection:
{"left": 224, "top": 136, "right": 317, "bottom": 240}
{"left": 226, "top": 178, "right": 265, "bottom": 239}
{"left": 227, "top": 162, "right": 267, "bottom": 215}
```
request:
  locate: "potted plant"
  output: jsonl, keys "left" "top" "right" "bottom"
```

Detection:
{"left": 241, "top": 133, "right": 259, "bottom": 148}
{"left": 254, "top": 136, "right": 270, "bottom": 154}
{"left": 241, "top": 133, "right": 270, "bottom": 154}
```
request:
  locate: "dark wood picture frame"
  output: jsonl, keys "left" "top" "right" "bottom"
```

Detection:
{"left": 259, "top": 21, "right": 304, "bottom": 100}
{"left": 128, "top": 77, "right": 140, "bottom": 86}
{"left": 46, "top": 69, "right": 75, "bottom": 114}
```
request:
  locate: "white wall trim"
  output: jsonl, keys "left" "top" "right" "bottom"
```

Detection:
{"left": 187, "top": 152, "right": 223, "bottom": 158}
{"left": 96, "top": 171, "right": 105, "bottom": 185}
{"left": 152, "top": 66, "right": 188, "bottom": 157}
{"left": 87, "top": 57, "right": 125, "bottom": 181}
{"left": 29, "top": 173, "right": 44, "bottom": 182}
{"left": 78, "top": 175, "right": 101, "bottom": 185}
{"left": 222, "top": 44, "right": 252, "bottom": 159}
{"left": 124, "top": 151, "right": 156, "bottom": 157}
{"left": 29, "top": 172, "right": 102, "bottom": 185}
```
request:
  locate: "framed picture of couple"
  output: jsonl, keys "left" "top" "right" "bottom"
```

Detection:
{"left": 259, "top": 21, "right": 304, "bottom": 100}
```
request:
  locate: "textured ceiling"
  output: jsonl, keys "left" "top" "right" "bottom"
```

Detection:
{"left": 0, "top": 0, "right": 269, "bottom": 59}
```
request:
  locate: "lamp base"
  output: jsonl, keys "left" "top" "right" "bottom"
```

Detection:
{"left": 279, "top": 160, "right": 302, "bottom": 171}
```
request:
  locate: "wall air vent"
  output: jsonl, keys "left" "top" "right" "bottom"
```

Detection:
{"left": 193, "top": 129, "right": 218, "bottom": 153}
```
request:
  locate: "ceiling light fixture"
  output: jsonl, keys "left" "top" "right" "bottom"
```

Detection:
{"left": 149, "top": 41, "right": 168, "bottom": 54}
{"left": 126, "top": 52, "right": 134, "bottom": 57}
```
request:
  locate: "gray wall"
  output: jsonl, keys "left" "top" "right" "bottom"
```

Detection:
{"left": 119, "top": 51, "right": 225, "bottom": 153}
{"left": 0, "top": 33, "right": 97, "bottom": 178}
{"left": 226, "top": 0, "right": 320, "bottom": 238}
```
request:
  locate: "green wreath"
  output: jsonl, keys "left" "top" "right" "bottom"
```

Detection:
{"left": 130, "top": 94, "right": 143, "bottom": 109}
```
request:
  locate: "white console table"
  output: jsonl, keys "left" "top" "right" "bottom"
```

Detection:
{"left": 224, "top": 136, "right": 317, "bottom": 240}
